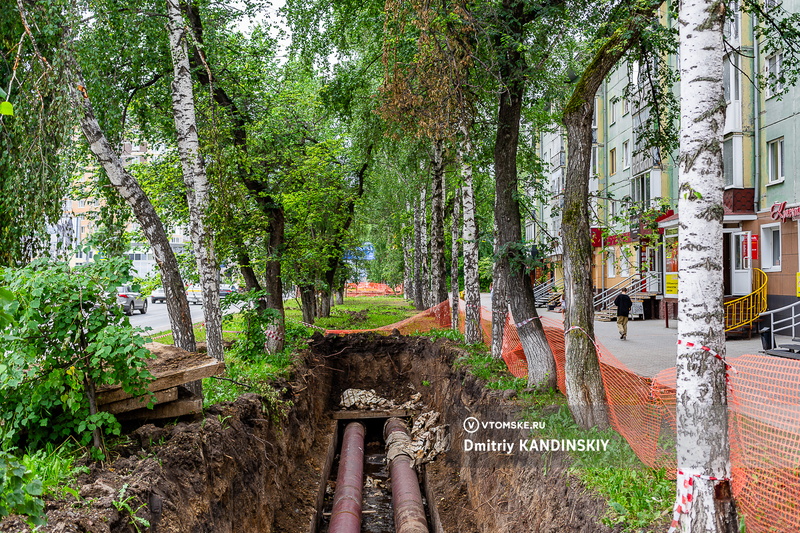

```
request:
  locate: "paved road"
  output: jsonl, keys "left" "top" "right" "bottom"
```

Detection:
{"left": 479, "top": 293, "right": 767, "bottom": 378}
{"left": 127, "top": 300, "right": 207, "bottom": 334}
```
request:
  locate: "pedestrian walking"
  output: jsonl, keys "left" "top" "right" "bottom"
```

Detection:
{"left": 614, "top": 288, "right": 633, "bottom": 340}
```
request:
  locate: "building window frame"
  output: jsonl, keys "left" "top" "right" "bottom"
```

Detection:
{"left": 610, "top": 100, "right": 617, "bottom": 125}
{"left": 622, "top": 140, "right": 631, "bottom": 170}
{"left": 607, "top": 250, "right": 616, "bottom": 278}
{"left": 761, "top": 223, "right": 782, "bottom": 272}
{"left": 610, "top": 147, "right": 617, "bottom": 175}
{"left": 767, "top": 137, "right": 784, "bottom": 184}
{"left": 766, "top": 53, "right": 784, "bottom": 98}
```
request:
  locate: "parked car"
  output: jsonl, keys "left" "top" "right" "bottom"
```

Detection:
{"left": 117, "top": 286, "right": 147, "bottom": 315}
{"left": 150, "top": 287, "right": 166, "bottom": 303}
{"left": 186, "top": 284, "right": 203, "bottom": 305}
{"left": 219, "top": 284, "right": 237, "bottom": 298}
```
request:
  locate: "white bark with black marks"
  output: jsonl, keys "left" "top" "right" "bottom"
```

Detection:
{"left": 451, "top": 187, "right": 461, "bottom": 331}
{"left": 459, "top": 128, "right": 482, "bottom": 345}
{"left": 675, "top": 0, "right": 738, "bottom": 530}
{"left": 491, "top": 224, "right": 507, "bottom": 359}
{"left": 430, "top": 138, "right": 447, "bottom": 305}
{"left": 67, "top": 58, "right": 197, "bottom": 356}
{"left": 414, "top": 187, "right": 426, "bottom": 310}
{"left": 166, "top": 0, "right": 223, "bottom": 362}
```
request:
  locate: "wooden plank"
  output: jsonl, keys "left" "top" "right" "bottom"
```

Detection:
{"left": 332, "top": 409, "right": 415, "bottom": 420}
{"left": 309, "top": 420, "right": 338, "bottom": 533}
{"left": 100, "top": 387, "right": 178, "bottom": 414}
{"left": 422, "top": 465, "right": 445, "bottom": 533}
{"left": 97, "top": 359, "right": 224, "bottom": 405}
{"left": 115, "top": 398, "right": 203, "bottom": 422}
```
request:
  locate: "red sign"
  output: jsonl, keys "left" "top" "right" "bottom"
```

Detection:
{"left": 741, "top": 236, "right": 749, "bottom": 259}
{"left": 770, "top": 201, "right": 800, "bottom": 221}
{"left": 750, "top": 235, "right": 759, "bottom": 260}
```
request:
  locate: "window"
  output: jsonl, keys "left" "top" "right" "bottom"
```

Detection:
{"left": 765, "top": 0, "right": 782, "bottom": 9}
{"left": 766, "top": 53, "right": 783, "bottom": 97}
{"left": 622, "top": 98, "right": 630, "bottom": 116}
{"left": 632, "top": 172, "right": 651, "bottom": 207}
{"left": 591, "top": 146, "right": 598, "bottom": 177}
{"left": 767, "top": 138, "right": 784, "bottom": 183}
{"left": 610, "top": 148, "right": 617, "bottom": 175}
{"left": 607, "top": 251, "right": 616, "bottom": 277}
{"left": 723, "top": 54, "right": 740, "bottom": 103}
{"left": 622, "top": 140, "right": 630, "bottom": 169}
{"left": 724, "top": 1, "right": 739, "bottom": 39}
{"left": 620, "top": 248, "right": 630, "bottom": 277}
{"left": 761, "top": 224, "right": 781, "bottom": 271}
{"left": 610, "top": 100, "right": 618, "bottom": 124}
{"left": 723, "top": 138, "right": 734, "bottom": 186}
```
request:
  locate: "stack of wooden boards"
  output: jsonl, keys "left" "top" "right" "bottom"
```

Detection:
{"left": 96, "top": 342, "right": 225, "bottom": 421}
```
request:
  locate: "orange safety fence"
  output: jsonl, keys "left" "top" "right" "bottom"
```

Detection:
{"left": 326, "top": 298, "right": 800, "bottom": 531}
{"left": 345, "top": 282, "right": 403, "bottom": 297}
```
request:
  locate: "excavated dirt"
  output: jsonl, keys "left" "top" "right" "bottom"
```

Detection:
{"left": 1, "top": 333, "right": 620, "bottom": 532}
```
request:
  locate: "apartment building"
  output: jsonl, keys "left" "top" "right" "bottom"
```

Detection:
{"left": 51, "top": 142, "right": 191, "bottom": 277}
{"left": 528, "top": 2, "right": 800, "bottom": 319}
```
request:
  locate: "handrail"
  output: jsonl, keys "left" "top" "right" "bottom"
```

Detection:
{"left": 593, "top": 272, "right": 661, "bottom": 310}
{"left": 724, "top": 268, "right": 768, "bottom": 333}
{"left": 533, "top": 277, "right": 562, "bottom": 300}
{"left": 758, "top": 288, "right": 800, "bottom": 348}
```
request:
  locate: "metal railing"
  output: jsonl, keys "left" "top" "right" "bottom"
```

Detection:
{"left": 593, "top": 271, "right": 662, "bottom": 310}
{"left": 725, "top": 268, "right": 768, "bottom": 332}
{"left": 533, "top": 277, "right": 563, "bottom": 301}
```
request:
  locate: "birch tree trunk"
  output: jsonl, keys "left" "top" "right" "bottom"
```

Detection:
{"left": 491, "top": 225, "right": 507, "bottom": 359}
{"left": 674, "top": 1, "right": 738, "bottom": 530}
{"left": 451, "top": 187, "right": 461, "bottom": 331}
{"left": 403, "top": 227, "right": 414, "bottom": 301}
{"left": 414, "top": 187, "right": 426, "bottom": 310}
{"left": 67, "top": 58, "right": 196, "bottom": 356}
{"left": 422, "top": 187, "right": 432, "bottom": 307}
{"left": 430, "top": 138, "right": 447, "bottom": 306}
{"left": 166, "top": 0, "right": 223, "bottom": 362}
{"left": 459, "top": 128, "right": 482, "bottom": 345}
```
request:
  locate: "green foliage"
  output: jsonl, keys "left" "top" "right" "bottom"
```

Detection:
{"left": 20, "top": 442, "right": 89, "bottom": 500}
{"left": 0, "top": 257, "right": 154, "bottom": 450}
{"left": 0, "top": 451, "right": 45, "bottom": 527}
{"left": 284, "top": 296, "right": 417, "bottom": 330}
{"left": 221, "top": 290, "right": 281, "bottom": 360}
{"left": 112, "top": 484, "right": 150, "bottom": 533}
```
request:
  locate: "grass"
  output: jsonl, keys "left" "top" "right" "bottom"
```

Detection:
{"left": 446, "top": 333, "right": 674, "bottom": 532}
{"left": 19, "top": 441, "right": 89, "bottom": 501}
{"left": 284, "top": 296, "right": 418, "bottom": 330}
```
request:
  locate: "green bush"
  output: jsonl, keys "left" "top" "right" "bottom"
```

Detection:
{"left": 0, "top": 258, "right": 154, "bottom": 451}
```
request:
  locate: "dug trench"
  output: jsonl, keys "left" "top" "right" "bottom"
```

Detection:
{"left": 1, "top": 333, "right": 621, "bottom": 532}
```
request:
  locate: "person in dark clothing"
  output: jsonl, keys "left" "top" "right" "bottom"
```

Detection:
{"left": 614, "top": 288, "right": 633, "bottom": 340}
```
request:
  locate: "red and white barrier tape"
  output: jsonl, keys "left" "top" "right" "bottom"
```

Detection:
{"left": 564, "top": 325, "right": 603, "bottom": 356}
{"left": 676, "top": 340, "right": 737, "bottom": 373}
{"left": 292, "top": 319, "right": 327, "bottom": 332}
{"left": 668, "top": 470, "right": 731, "bottom": 533}
{"left": 515, "top": 316, "right": 541, "bottom": 328}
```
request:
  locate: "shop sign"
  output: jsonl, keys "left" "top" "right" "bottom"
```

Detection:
{"left": 750, "top": 235, "right": 759, "bottom": 261}
{"left": 770, "top": 201, "right": 800, "bottom": 222}
{"left": 665, "top": 273, "right": 678, "bottom": 296}
{"left": 796, "top": 273, "right": 800, "bottom": 298}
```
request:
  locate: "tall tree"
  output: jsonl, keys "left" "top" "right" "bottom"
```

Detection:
{"left": 165, "top": 0, "right": 222, "bottom": 361}
{"left": 672, "top": 0, "right": 738, "bottom": 530}
{"left": 491, "top": 0, "right": 562, "bottom": 389}
{"left": 560, "top": 0, "right": 665, "bottom": 430}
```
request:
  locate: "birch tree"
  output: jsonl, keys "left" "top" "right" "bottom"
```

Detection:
{"left": 459, "top": 125, "right": 483, "bottom": 344}
{"left": 451, "top": 186, "right": 461, "bottom": 330}
{"left": 430, "top": 138, "right": 448, "bottom": 305}
{"left": 165, "top": 0, "right": 222, "bottom": 361}
{"left": 673, "top": 0, "right": 738, "bottom": 530}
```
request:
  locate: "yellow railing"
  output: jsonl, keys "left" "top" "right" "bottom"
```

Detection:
{"left": 724, "top": 268, "right": 768, "bottom": 332}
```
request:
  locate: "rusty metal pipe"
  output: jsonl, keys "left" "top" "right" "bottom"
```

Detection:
{"left": 329, "top": 422, "right": 365, "bottom": 533}
{"left": 384, "top": 418, "right": 429, "bottom": 533}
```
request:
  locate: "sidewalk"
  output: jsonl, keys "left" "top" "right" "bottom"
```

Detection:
{"left": 479, "top": 293, "right": 768, "bottom": 378}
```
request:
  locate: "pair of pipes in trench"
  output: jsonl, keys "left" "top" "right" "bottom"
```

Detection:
{"left": 328, "top": 418, "right": 429, "bottom": 533}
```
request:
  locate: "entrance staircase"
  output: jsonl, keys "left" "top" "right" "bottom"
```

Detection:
{"left": 594, "top": 272, "right": 661, "bottom": 322}
{"left": 724, "top": 268, "right": 768, "bottom": 338}
{"left": 533, "top": 277, "right": 563, "bottom": 308}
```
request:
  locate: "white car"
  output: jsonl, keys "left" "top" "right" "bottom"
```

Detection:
{"left": 150, "top": 287, "right": 166, "bottom": 303}
{"left": 186, "top": 284, "right": 203, "bottom": 305}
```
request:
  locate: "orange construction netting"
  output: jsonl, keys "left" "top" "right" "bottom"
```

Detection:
{"left": 345, "top": 282, "right": 403, "bottom": 297}
{"left": 326, "top": 299, "right": 800, "bottom": 531}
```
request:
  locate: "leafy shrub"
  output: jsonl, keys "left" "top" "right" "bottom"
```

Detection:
{"left": 0, "top": 450, "right": 44, "bottom": 526}
{"left": 221, "top": 289, "right": 280, "bottom": 359}
{"left": 0, "top": 257, "right": 154, "bottom": 451}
